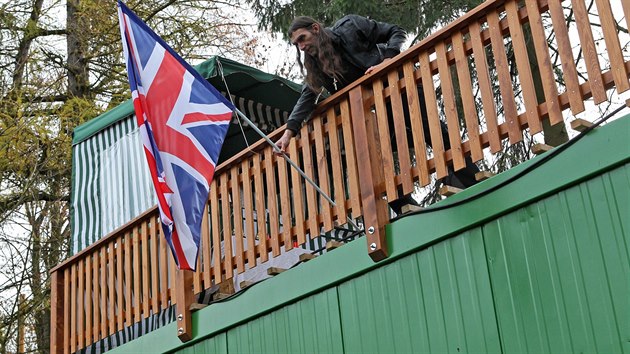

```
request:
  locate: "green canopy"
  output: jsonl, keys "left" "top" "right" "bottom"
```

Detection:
{"left": 72, "top": 56, "right": 302, "bottom": 146}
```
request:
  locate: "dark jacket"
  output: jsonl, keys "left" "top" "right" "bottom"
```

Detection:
{"left": 286, "top": 15, "right": 407, "bottom": 133}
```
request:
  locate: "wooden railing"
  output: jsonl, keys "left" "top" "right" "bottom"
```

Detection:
{"left": 50, "top": 0, "right": 629, "bottom": 352}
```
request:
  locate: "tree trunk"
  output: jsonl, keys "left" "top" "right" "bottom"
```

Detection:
{"left": 67, "top": 0, "right": 90, "bottom": 98}
{"left": 11, "top": 0, "right": 45, "bottom": 91}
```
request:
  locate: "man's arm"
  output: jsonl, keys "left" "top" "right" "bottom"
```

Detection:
{"left": 276, "top": 83, "right": 318, "bottom": 154}
{"left": 348, "top": 15, "right": 407, "bottom": 59}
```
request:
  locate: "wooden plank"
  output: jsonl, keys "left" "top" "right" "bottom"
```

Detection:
{"left": 469, "top": 21, "right": 502, "bottom": 153}
{"left": 388, "top": 70, "right": 415, "bottom": 194}
{"left": 174, "top": 269, "right": 193, "bottom": 342}
{"left": 571, "top": 0, "right": 607, "bottom": 102}
{"left": 116, "top": 236, "right": 124, "bottom": 331}
{"left": 326, "top": 240, "right": 344, "bottom": 251}
{"left": 159, "top": 227, "right": 168, "bottom": 310}
{"left": 100, "top": 245, "right": 107, "bottom": 338}
{"left": 419, "top": 51, "right": 449, "bottom": 179}
{"left": 210, "top": 180, "right": 223, "bottom": 282}
{"left": 326, "top": 109, "right": 348, "bottom": 224}
{"left": 199, "top": 204, "right": 210, "bottom": 290}
{"left": 50, "top": 271, "right": 64, "bottom": 354}
{"left": 241, "top": 159, "right": 257, "bottom": 266}
{"left": 267, "top": 267, "right": 286, "bottom": 276}
{"left": 340, "top": 99, "right": 362, "bottom": 217}
{"left": 141, "top": 222, "right": 149, "bottom": 320}
{"left": 487, "top": 10, "right": 522, "bottom": 144}
{"left": 150, "top": 216, "right": 159, "bottom": 313}
{"left": 70, "top": 265, "right": 76, "bottom": 352}
{"left": 84, "top": 256, "right": 92, "bottom": 346}
{"left": 288, "top": 139, "right": 306, "bottom": 246}
{"left": 313, "top": 117, "right": 333, "bottom": 232}
{"left": 230, "top": 167, "right": 246, "bottom": 273}
{"left": 275, "top": 148, "right": 294, "bottom": 252}
{"left": 436, "top": 41, "right": 467, "bottom": 170}
{"left": 372, "top": 78, "right": 397, "bottom": 201}
{"left": 220, "top": 173, "right": 234, "bottom": 279}
{"left": 253, "top": 153, "right": 269, "bottom": 263}
{"left": 92, "top": 249, "right": 100, "bottom": 340}
{"left": 524, "top": 0, "right": 564, "bottom": 125}
{"left": 301, "top": 124, "right": 320, "bottom": 240}
{"left": 132, "top": 227, "right": 141, "bottom": 324}
{"left": 77, "top": 260, "right": 84, "bottom": 350}
{"left": 594, "top": 0, "right": 629, "bottom": 93}
{"left": 451, "top": 33, "right": 483, "bottom": 162}
{"left": 107, "top": 241, "right": 115, "bottom": 334}
{"left": 299, "top": 253, "right": 317, "bottom": 262}
{"left": 263, "top": 149, "right": 281, "bottom": 256}
{"left": 505, "top": 0, "right": 542, "bottom": 134}
{"left": 439, "top": 185, "right": 463, "bottom": 197}
{"left": 532, "top": 143, "right": 553, "bottom": 155}
{"left": 570, "top": 118, "right": 593, "bottom": 132}
{"left": 403, "top": 61, "right": 431, "bottom": 186}
{"left": 124, "top": 232, "right": 133, "bottom": 326}
{"left": 548, "top": 0, "right": 586, "bottom": 114}
{"left": 475, "top": 171, "right": 496, "bottom": 181}
{"left": 623, "top": 0, "right": 630, "bottom": 31}
{"left": 63, "top": 268, "right": 70, "bottom": 354}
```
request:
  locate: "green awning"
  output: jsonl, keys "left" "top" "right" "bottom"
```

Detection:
{"left": 72, "top": 56, "right": 301, "bottom": 145}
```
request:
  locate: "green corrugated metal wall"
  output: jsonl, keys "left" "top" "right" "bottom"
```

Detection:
{"left": 171, "top": 163, "right": 628, "bottom": 354}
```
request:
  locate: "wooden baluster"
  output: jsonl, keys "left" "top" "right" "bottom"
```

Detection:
{"left": 402, "top": 61, "right": 431, "bottom": 186}
{"left": 221, "top": 173, "right": 234, "bottom": 279}
{"left": 92, "top": 250, "right": 100, "bottom": 341}
{"left": 124, "top": 231, "right": 133, "bottom": 327}
{"left": 77, "top": 258, "right": 84, "bottom": 350}
{"left": 288, "top": 139, "right": 306, "bottom": 246}
{"left": 451, "top": 33, "right": 483, "bottom": 162}
{"left": 547, "top": 0, "right": 585, "bottom": 114}
{"left": 373, "top": 78, "right": 397, "bottom": 201}
{"left": 388, "top": 69, "right": 415, "bottom": 194}
{"left": 419, "top": 52, "right": 449, "bottom": 179}
{"left": 150, "top": 216, "right": 159, "bottom": 313}
{"left": 301, "top": 123, "right": 320, "bottom": 240}
{"left": 85, "top": 256, "right": 92, "bottom": 346}
{"left": 108, "top": 241, "right": 115, "bottom": 335}
{"left": 524, "top": 0, "right": 563, "bottom": 125}
{"left": 594, "top": 0, "right": 629, "bottom": 93}
{"left": 326, "top": 108, "right": 349, "bottom": 224}
{"left": 469, "top": 21, "right": 502, "bottom": 153}
{"left": 487, "top": 10, "right": 522, "bottom": 144}
{"left": 253, "top": 153, "right": 269, "bottom": 262}
{"left": 276, "top": 148, "right": 293, "bottom": 251}
{"left": 100, "top": 245, "right": 107, "bottom": 339}
{"left": 133, "top": 227, "right": 141, "bottom": 324}
{"left": 313, "top": 117, "right": 333, "bottom": 232}
{"left": 159, "top": 227, "right": 168, "bottom": 310}
{"left": 570, "top": 0, "right": 608, "bottom": 103}
{"left": 242, "top": 159, "right": 257, "bottom": 266}
{"left": 622, "top": 0, "right": 630, "bottom": 30}
{"left": 231, "top": 167, "right": 246, "bottom": 272}
{"left": 116, "top": 236, "right": 124, "bottom": 332}
{"left": 70, "top": 263, "right": 76, "bottom": 354}
{"left": 505, "top": 0, "right": 543, "bottom": 134}
{"left": 340, "top": 99, "right": 362, "bottom": 217}
{"left": 141, "top": 222, "right": 150, "bottom": 320}
{"left": 50, "top": 270, "right": 64, "bottom": 354}
{"left": 210, "top": 181, "right": 223, "bottom": 283}
{"left": 200, "top": 203, "right": 211, "bottom": 291}
{"left": 264, "top": 149, "right": 281, "bottom": 256}
{"left": 349, "top": 85, "right": 390, "bottom": 261}
{"left": 64, "top": 268, "right": 70, "bottom": 354}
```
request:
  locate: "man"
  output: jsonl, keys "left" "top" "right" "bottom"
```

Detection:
{"left": 276, "top": 15, "right": 479, "bottom": 211}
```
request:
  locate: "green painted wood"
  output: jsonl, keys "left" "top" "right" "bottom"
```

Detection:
{"left": 483, "top": 164, "right": 630, "bottom": 353}
{"left": 338, "top": 229, "right": 501, "bottom": 353}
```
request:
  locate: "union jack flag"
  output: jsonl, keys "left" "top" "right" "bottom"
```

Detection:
{"left": 117, "top": 1, "right": 234, "bottom": 270}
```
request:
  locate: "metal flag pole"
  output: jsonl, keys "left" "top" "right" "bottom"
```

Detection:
{"left": 234, "top": 108, "right": 361, "bottom": 231}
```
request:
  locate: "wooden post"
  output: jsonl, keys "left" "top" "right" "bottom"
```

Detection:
{"left": 348, "top": 86, "right": 390, "bottom": 261}
{"left": 175, "top": 268, "right": 193, "bottom": 342}
{"left": 50, "top": 270, "right": 64, "bottom": 354}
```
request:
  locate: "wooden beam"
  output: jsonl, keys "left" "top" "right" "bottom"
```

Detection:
{"left": 475, "top": 171, "right": 496, "bottom": 181}
{"left": 532, "top": 143, "right": 553, "bottom": 155}
{"left": 175, "top": 269, "right": 193, "bottom": 342}
{"left": 570, "top": 119, "right": 593, "bottom": 133}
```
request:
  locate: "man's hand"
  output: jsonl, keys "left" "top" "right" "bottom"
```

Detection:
{"left": 365, "top": 58, "right": 392, "bottom": 75}
{"left": 274, "top": 129, "right": 295, "bottom": 156}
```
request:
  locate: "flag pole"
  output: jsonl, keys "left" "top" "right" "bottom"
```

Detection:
{"left": 234, "top": 108, "right": 361, "bottom": 231}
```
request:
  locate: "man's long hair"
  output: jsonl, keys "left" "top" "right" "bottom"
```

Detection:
{"left": 289, "top": 16, "right": 345, "bottom": 93}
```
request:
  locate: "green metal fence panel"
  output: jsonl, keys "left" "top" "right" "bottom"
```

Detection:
{"left": 225, "top": 287, "right": 343, "bottom": 353}
{"left": 338, "top": 229, "right": 501, "bottom": 354}
{"left": 176, "top": 332, "right": 227, "bottom": 354}
{"left": 483, "top": 164, "right": 630, "bottom": 354}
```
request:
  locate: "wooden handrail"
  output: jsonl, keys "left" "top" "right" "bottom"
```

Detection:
{"left": 51, "top": 0, "right": 630, "bottom": 352}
